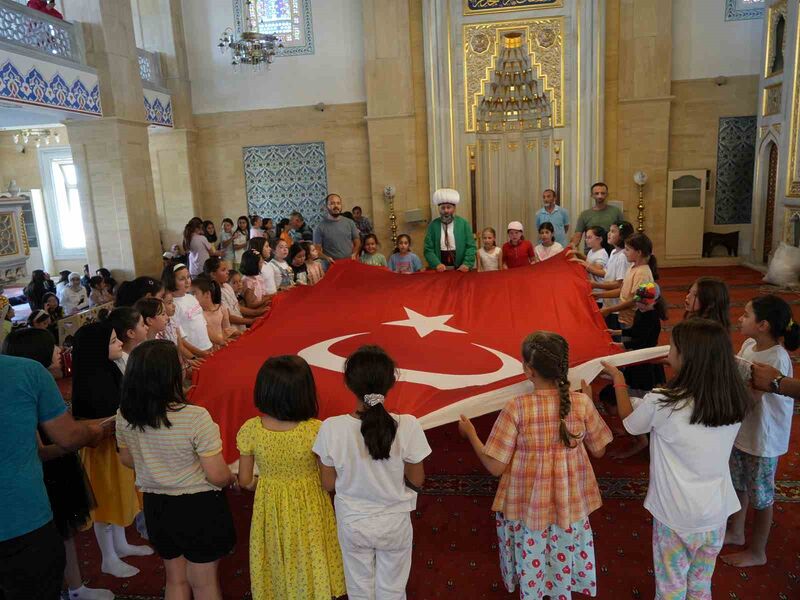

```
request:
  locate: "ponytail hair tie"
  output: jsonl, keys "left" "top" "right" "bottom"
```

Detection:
{"left": 363, "top": 394, "right": 385, "bottom": 407}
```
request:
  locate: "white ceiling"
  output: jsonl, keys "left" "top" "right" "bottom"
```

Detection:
{"left": 0, "top": 100, "right": 96, "bottom": 129}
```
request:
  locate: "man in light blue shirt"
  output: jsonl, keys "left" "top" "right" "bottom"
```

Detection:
{"left": 0, "top": 354, "right": 103, "bottom": 599}
{"left": 534, "top": 189, "right": 570, "bottom": 246}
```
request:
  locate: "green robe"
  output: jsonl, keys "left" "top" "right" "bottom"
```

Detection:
{"left": 423, "top": 216, "right": 477, "bottom": 269}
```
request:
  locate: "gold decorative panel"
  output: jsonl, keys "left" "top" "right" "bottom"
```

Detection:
{"left": 463, "top": 0, "right": 563, "bottom": 16}
{"left": 0, "top": 212, "right": 19, "bottom": 257}
{"left": 783, "top": 207, "right": 800, "bottom": 244}
{"left": 763, "top": 83, "right": 783, "bottom": 116}
{"left": 464, "top": 17, "right": 564, "bottom": 132}
{"left": 766, "top": 0, "right": 788, "bottom": 78}
{"left": 786, "top": 0, "right": 800, "bottom": 197}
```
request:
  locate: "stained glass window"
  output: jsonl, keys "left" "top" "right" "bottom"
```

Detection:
{"left": 234, "top": 0, "right": 314, "bottom": 55}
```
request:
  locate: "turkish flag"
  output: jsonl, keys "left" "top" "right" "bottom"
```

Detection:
{"left": 189, "top": 251, "right": 619, "bottom": 462}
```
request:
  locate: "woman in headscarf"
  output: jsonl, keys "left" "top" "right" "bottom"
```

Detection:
{"left": 71, "top": 321, "right": 153, "bottom": 578}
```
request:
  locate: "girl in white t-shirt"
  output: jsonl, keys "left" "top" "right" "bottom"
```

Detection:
{"left": 313, "top": 346, "right": 432, "bottom": 600}
{"left": 592, "top": 222, "right": 634, "bottom": 329}
{"left": 269, "top": 238, "right": 294, "bottom": 291}
{"left": 601, "top": 318, "right": 751, "bottom": 599}
{"left": 722, "top": 294, "right": 799, "bottom": 568}
{"left": 580, "top": 226, "right": 608, "bottom": 298}
{"left": 163, "top": 264, "right": 212, "bottom": 358}
{"left": 476, "top": 227, "right": 503, "bottom": 271}
{"left": 533, "top": 222, "right": 564, "bottom": 262}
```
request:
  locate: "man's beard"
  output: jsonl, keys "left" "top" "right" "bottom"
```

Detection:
{"left": 328, "top": 208, "right": 341, "bottom": 217}
{"left": 439, "top": 212, "right": 454, "bottom": 224}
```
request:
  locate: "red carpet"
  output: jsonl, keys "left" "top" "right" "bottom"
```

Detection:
{"left": 67, "top": 266, "right": 800, "bottom": 599}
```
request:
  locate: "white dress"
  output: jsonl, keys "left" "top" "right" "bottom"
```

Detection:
{"left": 478, "top": 247, "right": 503, "bottom": 271}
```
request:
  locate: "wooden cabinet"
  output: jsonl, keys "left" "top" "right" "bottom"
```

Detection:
{"left": 666, "top": 170, "right": 707, "bottom": 259}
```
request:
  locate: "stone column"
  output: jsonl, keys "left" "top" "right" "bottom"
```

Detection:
{"left": 361, "top": 0, "right": 426, "bottom": 247}
{"left": 604, "top": 0, "right": 673, "bottom": 258}
{"left": 64, "top": 0, "right": 162, "bottom": 278}
{"left": 132, "top": 0, "right": 201, "bottom": 247}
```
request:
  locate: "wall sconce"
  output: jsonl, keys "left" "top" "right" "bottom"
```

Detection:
{"left": 383, "top": 185, "right": 398, "bottom": 247}
{"left": 633, "top": 170, "right": 648, "bottom": 232}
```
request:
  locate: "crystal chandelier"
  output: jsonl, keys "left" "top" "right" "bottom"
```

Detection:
{"left": 476, "top": 32, "right": 552, "bottom": 132}
{"left": 218, "top": 0, "right": 282, "bottom": 72}
{"left": 12, "top": 128, "right": 60, "bottom": 148}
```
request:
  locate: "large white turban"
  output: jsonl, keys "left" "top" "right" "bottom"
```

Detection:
{"left": 432, "top": 188, "right": 460, "bottom": 206}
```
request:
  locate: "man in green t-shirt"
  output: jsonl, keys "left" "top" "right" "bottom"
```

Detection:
{"left": 570, "top": 182, "right": 624, "bottom": 248}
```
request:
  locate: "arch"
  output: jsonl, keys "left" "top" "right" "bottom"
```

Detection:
{"left": 752, "top": 133, "right": 780, "bottom": 263}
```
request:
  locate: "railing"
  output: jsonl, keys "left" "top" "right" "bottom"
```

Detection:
{"left": 0, "top": 0, "right": 85, "bottom": 64}
{"left": 137, "top": 48, "right": 164, "bottom": 88}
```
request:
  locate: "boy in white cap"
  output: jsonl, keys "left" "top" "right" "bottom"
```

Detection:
{"left": 58, "top": 272, "right": 89, "bottom": 315}
{"left": 502, "top": 221, "right": 535, "bottom": 269}
{"left": 423, "top": 188, "right": 476, "bottom": 271}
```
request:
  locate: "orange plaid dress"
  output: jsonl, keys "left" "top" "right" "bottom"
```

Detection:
{"left": 484, "top": 390, "right": 613, "bottom": 531}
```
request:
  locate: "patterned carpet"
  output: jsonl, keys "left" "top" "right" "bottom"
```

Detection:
{"left": 68, "top": 266, "right": 800, "bottom": 599}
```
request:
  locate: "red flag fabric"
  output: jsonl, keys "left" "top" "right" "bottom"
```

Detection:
{"left": 189, "top": 251, "right": 618, "bottom": 462}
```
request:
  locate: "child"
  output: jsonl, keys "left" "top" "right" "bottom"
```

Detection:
{"left": 387, "top": 234, "right": 423, "bottom": 274}
{"left": 722, "top": 295, "right": 799, "bottom": 567}
{"left": 247, "top": 237, "right": 278, "bottom": 298}
{"left": 249, "top": 215, "right": 266, "bottom": 239}
{"left": 502, "top": 221, "right": 534, "bottom": 268}
{"left": 27, "top": 308, "right": 51, "bottom": 331}
{"left": 301, "top": 242, "right": 325, "bottom": 285}
{"left": 218, "top": 218, "right": 236, "bottom": 265}
{"left": 269, "top": 238, "right": 294, "bottom": 290}
{"left": 313, "top": 346, "right": 431, "bottom": 599}
{"left": 116, "top": 340, "right": 236, "bottom": 598}
{"left": 59, "top": 272, "right": 89, "bottom": 315}
{"left": 593, "top": 221, "right": 634, "bottom": 330}
{"left": 598, "top": 232, "right": 657, "bottom": 330}
{"left": 205, "top": 257, "right": 259, "bottom": 329}
{"left": 228, "top": 269, "right": 266, "bottom": 322}
{"left": 476, "top": 227, "right": 503, "bottom": 271}
{"left": 89, "top": 275, "right": 114, "bottom": 307}
{"left": 193, "top": 275, "right": 239, "bottom": 349}
{"left": 71, "top": 322, "right": 152, "bottom": 578}
{"left": 134, "top": 297, "right": 169, "bottom": 340}
{"left": 459, "top": 331, "right": 612, "bottom": 599}
{"left": 684, "top": 276, "right": 731, "bottom": 330}
{"left": 108, "top": 306, "right": 149, "bottom": 373}
{"left": 162, "top": 263, "right": 212, "bottom": 358}
{"left": 601, "top": 318, "right": 750, "bottom": 598}
{"left": 237, "top": 356, "right": 346, "bottom": 599}
{"left": 579, "top": 226, "right": 608, "bottom": 296}
{"left": 240, "top": 251, "right": 272, "bottom": 309}
{"left": 534, "top": 222, "right": 564, "bottom": 262}
{"left": 55, "top": 270, "right": 71, "bottom": 297}
{"left": 43, "top": 292, "right": 64, "bottom": 322}
{"left": 604, "top": 282, "right": 668, "bottom": 458}
{"left": 288, "top": 243, "right": 309, "bottom": 284}
{"left": 233, "top": 216, "right": 251, "bottom": 270}
{"left": 359, "top": 233, "right": 387, "bottom": 267}
{"left": 3, "top": 328, "right": 115, "bottom": 600}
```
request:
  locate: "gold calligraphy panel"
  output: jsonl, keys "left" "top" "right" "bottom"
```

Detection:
{"left": 464, "top": 17, "right": 564, "bottom": 132}
{"left": 463, "top": 0, "right": 563, "bottom": 16}
{"left": 785, "top": 1, "right": 800, "bottom": 196}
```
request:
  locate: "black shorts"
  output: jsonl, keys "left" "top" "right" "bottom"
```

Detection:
{"left": 143, "top": 490, "right": 236, "bottom": 563}
{"left": 0, "top": 521, "right": 65, "bottom": 600}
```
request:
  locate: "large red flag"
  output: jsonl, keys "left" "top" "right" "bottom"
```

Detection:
{"left": 189, "top": 251, "right": 618, "bottom": 462}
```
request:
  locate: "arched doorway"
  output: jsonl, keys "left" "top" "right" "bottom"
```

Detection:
{"left": 763, "top": 142, "right": 778, "bottom": 263}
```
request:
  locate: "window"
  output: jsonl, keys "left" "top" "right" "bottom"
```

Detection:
{"left": 38, "top": 147, "right": 86, "bottom": 259}
{"left": 233, "top": 0, "right": 314, "bottom": 56}
{"left": 725, "top": 0, "right": 764, "bottom": 21}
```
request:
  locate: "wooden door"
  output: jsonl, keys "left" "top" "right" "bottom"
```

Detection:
{"left": 666, "top": 170, "right": 707, "bottom": 259}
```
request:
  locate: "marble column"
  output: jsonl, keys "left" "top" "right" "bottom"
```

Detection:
{"left": 361, "top": 0, "right": 426, "bottom": 247}
{"left": 64, "top": 0, "right": 162, "bottom": 278}
{"left": 133, "top": 0, "right": 201, "bottom": 247}
{"left": 605, "top": 0, "right": 673, "bottom": 258}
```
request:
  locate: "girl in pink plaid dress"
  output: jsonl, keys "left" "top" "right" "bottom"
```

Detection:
{"left": 459, "top": 331, "right": 613, "bottom": 599}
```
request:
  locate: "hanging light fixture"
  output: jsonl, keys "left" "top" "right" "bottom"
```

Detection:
{"left": 218, "top": 0, "right": 282, "bottom": 72}
{"left": 476, "top": 32, "right": 553, "bottom": 132}
{"left": 11, "top": 128, "right": 60, "bottom": 148}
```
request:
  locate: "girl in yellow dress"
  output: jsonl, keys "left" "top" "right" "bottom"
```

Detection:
{"left": 236, "top": 355, "right": 346, "bottom": 600}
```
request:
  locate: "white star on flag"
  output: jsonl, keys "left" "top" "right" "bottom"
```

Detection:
{"left": 382, "top": 307, "right": 467, "bottom": 338}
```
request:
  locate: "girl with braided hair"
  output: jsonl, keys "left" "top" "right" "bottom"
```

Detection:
{"left": 459, "top": 331, "right": 613, "bottom": 598}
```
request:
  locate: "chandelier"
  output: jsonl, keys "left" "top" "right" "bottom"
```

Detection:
{"left": 476, "top": 32, "right": 552, "bottom": 132}
{"left": 218, "top": 0, "right": 282, "bottom": 71}
{"left": 12, "top": 128, "right": 60, "bottom": 148}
